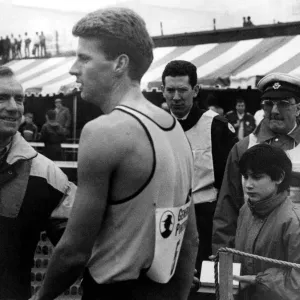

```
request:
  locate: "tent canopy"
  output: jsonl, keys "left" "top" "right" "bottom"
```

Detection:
{"left": 5, "top": 57, "right": 77, "bottom": 96}
{"left": 5, "top": 34, "right": 300, "bottom": 94}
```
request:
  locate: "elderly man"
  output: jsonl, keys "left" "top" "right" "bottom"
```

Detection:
{"left": 0, "top": 66, "right": 76, "bottom": 300}
{"left": 213, "top": 72, "right": 300, "bottom": 254}
{"left": 33, "top": 7, "right": 198, "bottom": 300}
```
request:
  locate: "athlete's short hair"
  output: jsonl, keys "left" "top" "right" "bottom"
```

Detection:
{"left": 72, "top": 7, "right": 154, "bottom": 82}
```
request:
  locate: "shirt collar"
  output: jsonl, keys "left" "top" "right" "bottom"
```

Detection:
{"left": 255, "top": 118, "right": 300, "bottom": 144}
{"left": 170, "top": 109, "right": 191, "bottom": 120}
{"left": 0, "top": 141, "right": 12, "bottom": 162}
{"left": 237, "top": 112, "right": 245, "bottom": 119}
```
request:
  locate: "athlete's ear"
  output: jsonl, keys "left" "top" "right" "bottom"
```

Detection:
{"left": 114, "top": 54, "right": 129, "bottom": 76}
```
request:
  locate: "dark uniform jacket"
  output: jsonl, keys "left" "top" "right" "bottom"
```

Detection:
{"left": 225, "top": 110, "right": 256, "bottom": 139}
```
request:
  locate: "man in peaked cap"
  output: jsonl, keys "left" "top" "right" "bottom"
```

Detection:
{"left": 213, "top": 72, "right": 300, "bottom": 256}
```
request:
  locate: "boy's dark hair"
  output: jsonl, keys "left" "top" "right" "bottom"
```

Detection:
{"left": 239, "top": 144, "right": 292, "bottom": 193}
{"left": 162, "top": 60, "right": 197, "bottom": 88}
{"left": 46, "top": 109, "right": 56, "bottom": 121}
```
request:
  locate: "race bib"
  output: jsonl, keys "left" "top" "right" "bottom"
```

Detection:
{"left": 146, "top": 199, "right": 191, "bottom": 283}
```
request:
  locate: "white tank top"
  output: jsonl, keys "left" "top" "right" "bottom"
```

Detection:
{"left": 87, "top": 105, "right": 194, "bottom": 283}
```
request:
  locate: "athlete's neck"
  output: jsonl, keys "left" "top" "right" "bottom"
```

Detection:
{"left": 102, "top": 79, "right": 144, "bottom": 114}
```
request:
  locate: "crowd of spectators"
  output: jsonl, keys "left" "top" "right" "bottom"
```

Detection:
{"left": 0, "top": 31, "right": 47, "bottom": 62}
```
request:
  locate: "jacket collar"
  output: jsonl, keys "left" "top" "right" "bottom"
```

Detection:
{"left": 255, "top": 118, "right": 300, "bottom": 145}
{"left": 6, "top": 132, "right": 37, "bottom": 165}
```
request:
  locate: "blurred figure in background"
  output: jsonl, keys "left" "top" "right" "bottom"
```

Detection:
{"left": 19, "top": 112, "right": 38, "bottom": 141}
{"left": 40, "top": 109, "right": 66, "bottom": 161}
{"left": 206, "top": 93, "right": 224, "bottom": 115}
{"left": 225, "top": 97, "right": 256, "bottom": 140}
{"left": 24, "top": 32, "right": 31, "bottom": 58}
{"left": 39, "top": 31, "right": 46, "bottom": 57}
{"left": 54, "top": 98, "right": 71, "bottom": 137}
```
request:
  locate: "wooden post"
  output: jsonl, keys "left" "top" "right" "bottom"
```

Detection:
{"left": 219, "top": 252, "right": 234, "bottom": 300}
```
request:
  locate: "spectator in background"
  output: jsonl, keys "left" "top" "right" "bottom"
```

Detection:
{"left": 39, "top": 31, "right": 46, "bottom": 57}
{"left": 243, "top": 17, "right": 247, "bottom": 27}
{"left": 54, "top": 98, "right": 71, "bottom": 137}
{"left": 16, "top": 34, "right": 22, "bottom": 59}
{"left": 0, "top": 37, "right": 3, "bottom": 60}
{"left": 3, "top": 36, "right": 11, "bottom": 62}
{"left": 19, "top": 112, "right": 38, "bottom": 141}
{"left": 40, "top": 109, "right": 66, "bottom": 161}
{"left": 246, "top": 16, "right": 254, "bottom": 27}
{"left": 206, "top": 93, "right": 224, "bottom": 115}
{"left": 10, "top": 34, "right": 15, "bottom": 59}
{"left": 24, "top": 32, "right": 31, "bottom": 58}
{"left": 33, "top": 32, "right": 40, "bottom": 57}
{"left": 225, "top": 97, "right": 256, "bottom": 140}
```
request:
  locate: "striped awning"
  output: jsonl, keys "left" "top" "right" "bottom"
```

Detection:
{"left": 5, "top": 57, "right": 77, "bottom": 96}
{"left": 5, "top": 34, "right": 300, "bottom": 95}
{"left": 141, "top": 34, "right": 300, "bottom": 90}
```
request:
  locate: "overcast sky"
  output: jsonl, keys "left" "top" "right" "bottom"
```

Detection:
{"left": 1, "top": 0, "right": 300, "bottom": 33}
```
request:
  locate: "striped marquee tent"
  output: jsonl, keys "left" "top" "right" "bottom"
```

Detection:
{"left": 5, "top": 34, "right": 300, "bottom": 95}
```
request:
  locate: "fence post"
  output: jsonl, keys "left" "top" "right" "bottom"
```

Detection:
{"left": 219, "top": 252, "right": 234, "bottom": 300}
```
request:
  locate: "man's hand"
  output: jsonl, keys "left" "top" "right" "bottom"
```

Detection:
{"left": 209, "top": 255, "right": 216, "bottom": 261}
{"left": 233, "top": 275, "right": 256, "bottom": 290}
{"left": 191, "top": 269, "right": 200, "bottom": 291}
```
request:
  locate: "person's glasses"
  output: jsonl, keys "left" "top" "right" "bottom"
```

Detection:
{"left": 262, "top": 99, "right": 296, "bottom": 109}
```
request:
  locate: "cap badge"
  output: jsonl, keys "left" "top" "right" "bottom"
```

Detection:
{"left": 273, "top": 82, "right": 281, "bottom": 90}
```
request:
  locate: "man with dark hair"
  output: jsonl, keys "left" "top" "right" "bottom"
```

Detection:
{"left": 213, "top": 72, "right": 300, "bottom": 255}
{"left": 161, "top": 60, "right": 237, "bottom": 284}
{"left": 0, "top": 66, "right": 76, "bottom": 300}
{"left": 225, "top": 97, "right": 256, "bottom": 140}
{"left": 34, "top": 8, "right": 198, "bottom": 300}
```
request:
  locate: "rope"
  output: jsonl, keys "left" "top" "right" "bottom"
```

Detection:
{"left": 214, "top": 247, "right": 300, "bottom": 300}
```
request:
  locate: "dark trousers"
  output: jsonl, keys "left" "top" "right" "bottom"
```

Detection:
{"left": 81, "top": 269, "right": 182, "bottom": 300}
{"left": 188, "top": 202, "right": 217, "bottom": 300}
{"left": 195, "top": 201, "right": 216, "bottom": 273}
